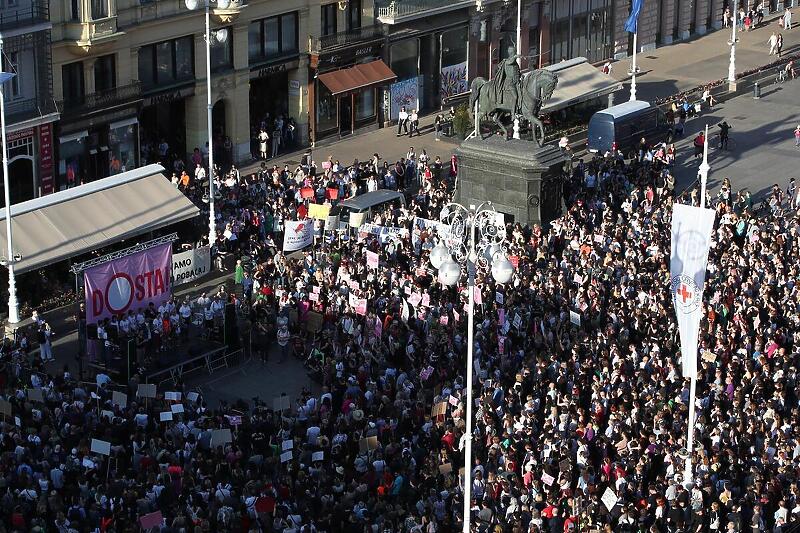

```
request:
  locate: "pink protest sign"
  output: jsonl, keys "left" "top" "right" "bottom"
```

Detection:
{"left": 473, "top": 286, "right": 483, "bottom": 305}
{"left": 440, "top": 315, "right": 449, "bottom": 326}
{"left": 355, "top": 299, "right": 368, "bottom": 316}
{"left": 366, "top": 250, "right": 379, "bottom": 269}
{"left": 84, "top": 243, "right": 172, "bottom": 323}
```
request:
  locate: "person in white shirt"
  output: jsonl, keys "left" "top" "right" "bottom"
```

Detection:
{"left": 397, "top": 106, "right": 409, "bottom": 136}
{"left": 409, "top": 109, "right": 419, "bottom": 137}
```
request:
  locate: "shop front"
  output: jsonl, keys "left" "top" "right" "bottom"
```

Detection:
{"left": 139, "top": 85, "right": 194, "bottom": 165}
{"left": 57, "top": 104, "right": 141, "bottom": 190}
{"left": 0, "top": 123, "right": 56, "bottom": 206}
{"left": 310, "top": 42, "right": 392, "bottom": 143}
{"left": 248, "top": 58, "right": 299, "bottom": 155}
{"left": 385, "top": 13, "right": 471, "bottom": 115}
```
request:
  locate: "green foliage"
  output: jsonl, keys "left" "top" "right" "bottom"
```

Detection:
{"left": 452, "top": 104, "right": 472, "bottom": 139}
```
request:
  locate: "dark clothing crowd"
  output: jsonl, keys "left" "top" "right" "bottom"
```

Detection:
{"left": 1, "top": 138, "right": 799, "bottom": 533}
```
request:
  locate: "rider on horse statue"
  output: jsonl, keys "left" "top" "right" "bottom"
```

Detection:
{"left": 492, "top": 54, "right": 522, "bottom": 115}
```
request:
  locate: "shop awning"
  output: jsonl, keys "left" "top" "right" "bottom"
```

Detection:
{"left": 0, "top": 164, "right": 200, "bottom": 273}
{"left": 540, "top": 57, "right": 623, "bottom": 114}
{"left": 318, "top": 59, "right": 397, "bottom": 95}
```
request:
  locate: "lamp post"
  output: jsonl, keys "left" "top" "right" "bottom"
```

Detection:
{"left": 728, "top": 5, "right": 738, "bottom": 87}
{"left": 429, "top": 202, "right": 514, "bottom": 533}
{"left": 512, "top": 0, "right": 523, "bottom": 139}
{"left": 629, "top": 30, "right": 639, "bottom": 101}
{"left": 0, "top": 35, "right": 19, "bottom": 324}
{"left": 184, "top": 0, "right": 231, "bottom": 247}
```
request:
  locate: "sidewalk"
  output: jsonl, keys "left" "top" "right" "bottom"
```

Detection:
{"left": 611, "top": 11, "right": 799, "bottom": 102}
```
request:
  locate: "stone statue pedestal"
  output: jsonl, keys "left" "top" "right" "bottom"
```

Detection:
{"left": 455, "top": 136, "right": 566, "bottom": 227}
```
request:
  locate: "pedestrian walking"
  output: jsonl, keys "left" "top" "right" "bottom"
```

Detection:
{"left": 271, "top": 123, "right": 282, "bottom": 158}
{"left": 434, "top": 113, "right": 443, "bottom": 140}
{"left": 693, "top": 130, "right": 705, "bottom": 158}
{"left": 258, "top": 129, "right": 269, "bottom": 160}
{"left": 784, "top": 7, "right": 793, "bottom": 30}
{"left": 768, "top": 32, "right": 778, "bottom": 55}
{"left": 397, "top": 106, "right": 409, "bottom": 136}
{"left": 723, "top": 7, "right": 731, "bottom": 27}
{"left": 777, "top": 33, "right": 784, "bottom": 57}
{"left": 38, "top": 323, "right": 54, "bottom": 363}
{"left": 409, "top": 109, "right": 419, "bottom": 137}
{"left": 738, "top": 7, "right": 746, "bottom": 30}
{"left": 794, "top": 124, "right": 800, "bottom": 146}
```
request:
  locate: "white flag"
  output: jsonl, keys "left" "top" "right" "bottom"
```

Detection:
{"left": 283, "top": 219, "right": 314, "bottom": 252}
{"left": 670, "top": 204, "right": 716, "bottom": 378}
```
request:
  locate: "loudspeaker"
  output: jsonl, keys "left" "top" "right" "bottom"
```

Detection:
{"left": 87, "top": 324, "right": 98, "bottom": 340}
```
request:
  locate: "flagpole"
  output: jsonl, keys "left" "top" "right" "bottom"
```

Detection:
{"left": 630, "top": 30, "right": 638, "bottom": 101}
{"left": 684, "top": 372, "right": 697, "bottom": 487}
{"left": 699, "top": 124, "right": 710, "bottom": 208}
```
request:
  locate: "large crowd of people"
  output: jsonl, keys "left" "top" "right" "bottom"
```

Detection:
{"left": 1, "top": 131, "right": 799, "bottom": 533}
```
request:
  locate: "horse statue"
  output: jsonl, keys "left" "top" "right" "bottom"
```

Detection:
{"left": 469, "top": 58, "right": 558, "bottom": 146}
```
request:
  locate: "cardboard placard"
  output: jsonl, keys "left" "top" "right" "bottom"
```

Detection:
{"left": 159, "top": 411, "right": 173, "bottom": 422}
{"left": 137, "top": 383, "right": 157, "bottom": 398}
{"left": 273, "top": 396, "right": 291, "bottom": 411}
{"left": 312, "top": 451, "right": 324, "bottom": 462}
{"left": 139, "top": 510, "right": 164, "bottom": 530}
{"left": 211, "top": 428, "right": 233, "bottom": 446}
{"left": 541, "top": 472, "right": 555, "bottom": 486}
{"left": 366, "top": 250, "right": 379, "bottom": 269}
{"left": 513, "top": 314, "right": 523, "bottom": 329}
{"left": 438, "top": 463, "right": 453, "bottom": 474}
{"left": 358, "top": 436, "right": 379, "bottom": 454}
{"left": 701, "top": 350, "right": 717, "bottom": 362}
{"left": 280, "top": 451, "right": 293, "bottom": 463}
{"left": 495, "top": 292, "right": 504, "bottom": 304}
{"left": 186, "top": 392, "right": 200, "bottom": 403}
{"left": 282, "top": 440, "right": 294, "bottom": 451}
{"left": 569, "top": 311, "right": 581, "bottom": 327}
{"left": 90, "top": 438, "right": 111, "bottom": 456}
{"left": 448, "top": 395, "right": 459, "bottom": 407}
{"left": 112, "top": 391, "right": 127, "bottom": 408}
{"left": 27, "top": 388, "right": 44, "bottom": 403}
{"left": 171, "top": 404, "right": 185, "bottom": 414}
{"left": 164, "top": 392, "right": 182, "bottom": 401}
{"left": 431, "top": 402, "right": 447, "bottom": 417}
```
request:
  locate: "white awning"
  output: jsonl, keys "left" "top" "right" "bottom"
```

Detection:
{"left": 540, "top": 57, "right": 623, "bottom": 114}
{"left": 0, "top": 164, "right": 200, "bottom": 273}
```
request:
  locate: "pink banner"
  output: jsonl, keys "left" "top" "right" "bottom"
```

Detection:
{"left": 84, "top": 243, "right": 173, "bottom": 323}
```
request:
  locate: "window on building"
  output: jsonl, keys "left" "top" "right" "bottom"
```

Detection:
{"left": 347, "top": 0, "right": 361, "bottom": 31}
{"left": 550, "top": 0, "right": 611, "bottom": 63}
{"left": 211, "top": 27, "right": 233, "bottom": 71}
{"left": 322, "top": 3, "right": 338, "bottom": 36}
{"left": 91, "top": 0, "right": 108, "bottom": 19}
{"left": 94, "top": 54, "right": 116, "bottom": 93}
{"left": 1, "top": 52, "right": 20, "bottom": 99}
{"left": 138, "top": 36, "right": 194, "bottom": 90}
{"left": 70, "top": 0, "right": 80, "bottom": 20}
{"left": 248, "top": 12, "right": 299, "bottom": 63}
{"left": 62, "top": 61, "right": 85, "bottom": 105}
{"left": 390, "top": 39, "right": 418, "bottom": 81}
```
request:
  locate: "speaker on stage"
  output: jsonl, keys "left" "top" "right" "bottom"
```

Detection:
{"left": 87, "top": 324, "right": 98, "bottom": 340}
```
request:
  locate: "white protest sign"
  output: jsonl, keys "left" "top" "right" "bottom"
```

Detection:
{"left": 159, "top": 411, "right": 173, "bottom": 422}
{"left": 171, "top": 404, "right": 185, "bottom": 414}
{"left": 280, "top": 451, "right": 293, "bottom": 463}
{"left": 601, "top": 487, "right": 619, "bottom": 512}
{"left": 312, "top": 451, "right": 324, "bottom": 462}
{"left": 541, "top": 472, "right": 555, "bottom": 486}
{"left": 90, "top": 438, "right": 111, "bottom": 456}
{"left": 569, "top": 310, "right": 581, "bottom": 326}
{"left": 171, "top": 246, "right": 211, "bottom": 286}
{"left": 282, "top": 440, "right": 294, "bottom": 451}
{"left": 112, "top": 391, "right": 127, "bottom": 408}
{"left": 283, "top": 220, "right": 314, "bottom": 252}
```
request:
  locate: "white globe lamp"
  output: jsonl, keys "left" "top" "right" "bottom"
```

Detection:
{"left": 438, "top": 259, "right": 461, "bottom": 286}
{"left": 429, "top": 242, "right": 450, "bottom": 270}
{"left": 491, "top": 255, "right": 514, "bottom": 284}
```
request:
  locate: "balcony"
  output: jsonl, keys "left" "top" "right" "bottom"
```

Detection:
{"left": 376, "top": 0, "right": 476, "bottom": 24}
{"left": 310, "top": 24, "right": 385, "bottom": 54}
{"left": 58, "top": 82, "right": 142, "bottom": 118}
{"left": 5, "top": 97, "right": 58, "bottom": 125}
{"left": 0, "top": 1, "right": 50, "bottom": 33}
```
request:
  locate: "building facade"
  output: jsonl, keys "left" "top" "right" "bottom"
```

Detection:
{"left": 49, "top": 0, "right": 320, "bottom": 185}
{"left": 0, "top": 0, "right": 59, "bottom": 205}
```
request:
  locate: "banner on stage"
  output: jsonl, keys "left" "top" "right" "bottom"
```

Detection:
{"left": 670, "top": 203, "right": 715, "bottom": 379}
{"left": 84, "top": 243, "right": 172, "bottom": 323}
{"left": 283, "top": 219, "right": 314, "bottom": 251}
{"left": 171, "top": 246, "right": 211, "bottom": 286}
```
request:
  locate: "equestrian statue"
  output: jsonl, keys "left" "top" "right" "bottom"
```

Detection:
{"left": 468, "top": 55, "right": 558, "bottom": 146}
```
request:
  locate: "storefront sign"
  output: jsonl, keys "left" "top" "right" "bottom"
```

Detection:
{"left": 318, "top": 42, "right": 382, "bottom": 69}
{"left": 84, "top": 243, "right": 173, "bottom": 323}
{"left": 250, "top": 59, "right": 299, "bottom": 80}
{"left": 38, "top": 124, "right": 54, "bottom": 195}
{"left": 6, "top": 128, "right": 34, "bottom": 142}
{"left": 144, "top": 86, "right": 195, "bottom": 107}
{"left": 171, "top": 246, "right": 211, "bottom": 286}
